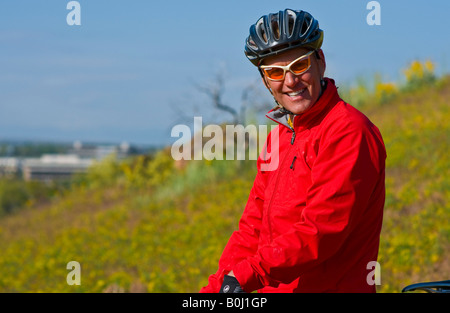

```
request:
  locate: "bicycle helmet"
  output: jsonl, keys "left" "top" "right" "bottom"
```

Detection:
{"left": 245, "top": 9, "right": 324, "bottom": 66}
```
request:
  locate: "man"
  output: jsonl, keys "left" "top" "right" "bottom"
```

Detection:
{"left": 200, "top": 9, "right": 386, "bottom": 293}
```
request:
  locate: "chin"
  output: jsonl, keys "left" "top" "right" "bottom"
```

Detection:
{"left": 284, "top": 101, "right": 313, "bottom": 114}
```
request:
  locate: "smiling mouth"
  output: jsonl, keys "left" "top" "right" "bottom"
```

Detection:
{"left": 286, "top": 88, "right": 306, "bottom": 97}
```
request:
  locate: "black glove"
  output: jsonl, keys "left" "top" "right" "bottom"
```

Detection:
{"left": 219, "top": 275, "right": 246, "bottom": 293}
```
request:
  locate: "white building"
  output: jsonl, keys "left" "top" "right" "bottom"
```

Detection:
{"left": 22, "top": 154, "right": 93, "bottom": 182}
{"left": 0, "top": 157, "right": 21, "bottom": 178}
{"left": 1, "top": 141, "right": 131, "bottom": 182}
{"left": 69, "top": 141, "right": 130, "bottom": 160}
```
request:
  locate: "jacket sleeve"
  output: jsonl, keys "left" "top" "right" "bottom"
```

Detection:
{"left": 199, "top": 165, "right": 266, "bottom": 293}
{"left": 232, "top": 117, "right": 386, "bottom": 292}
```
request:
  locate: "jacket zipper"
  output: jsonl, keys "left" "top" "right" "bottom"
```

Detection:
{"left": 290, "top": 156, "right": 297, "bottom": 170}
{"left": 290, "top": 132, "right": 297, "bottom": 169}
{"left": 266, "top": 128, "right": 296, "bottom": 242}
{"left": 291, "top": 131, "right": 296, "bottom": 145}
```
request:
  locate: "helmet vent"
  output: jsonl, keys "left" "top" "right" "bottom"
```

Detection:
{"left": 247, "top": 37, "right": 258, "bottom": 50}
{"left": 301, "top": 16, "right": 311, "bottom": 36}
{"left": 270, "top": 15, "right": 280, "bottom": 40}
{"left": 287, "top": 13, "right": 295, "bottom": 37}
{"left": 256, "top": 19, "right": 268, "bottom": 44}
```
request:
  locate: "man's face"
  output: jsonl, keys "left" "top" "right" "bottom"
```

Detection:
{"left": 261, "top": 48, "right": 326, "bottom": 115}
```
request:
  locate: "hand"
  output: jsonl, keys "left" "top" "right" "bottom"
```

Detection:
{"left": 219, "top": 275, "right": 246, "bottom": 293}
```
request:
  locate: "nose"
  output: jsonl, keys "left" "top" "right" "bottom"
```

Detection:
{"left": 284, "top": 71, "right": 299, "bottom": 87}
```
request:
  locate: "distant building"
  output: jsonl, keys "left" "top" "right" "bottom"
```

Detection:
{"left": 0, "top": 157, "right": 21, "bottom": 178}
{"left": 22, "top": 154, "right": 93, "bottom": 182}
{"left": 1, "top": 141, "right": 131, "bottom": 182}
{"left": 68, "top": 141, "right": 130, "bottom": 160}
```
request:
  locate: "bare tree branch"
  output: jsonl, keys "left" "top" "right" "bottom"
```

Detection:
{"left": 194, "top": 72, "right": 240, "bottom": 124}
{"left": 170, "top": 69, "right": 273, "bottom": 130}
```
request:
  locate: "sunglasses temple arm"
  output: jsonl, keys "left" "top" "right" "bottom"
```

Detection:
{"left": 257, "top": 68, "right": 284, "bottom": 109}
{"left": 258, "top": 68, "right": 270, "bottom": 89}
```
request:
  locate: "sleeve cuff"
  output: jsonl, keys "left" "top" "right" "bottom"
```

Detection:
{"left": 233, "top": 259, "right": 265, "bottom": 292}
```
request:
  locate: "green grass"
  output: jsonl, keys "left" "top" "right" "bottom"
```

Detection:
{"left": 364, "top": 76, "right": 450, "bottom": 292}
{"left": 0, "top": 64, "right": 448, "bottom": 293}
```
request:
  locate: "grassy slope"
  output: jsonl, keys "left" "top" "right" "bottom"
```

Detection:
{"left": 363, "top": 76, "right": 450, "bottom": 291}
{"left": 0, "top": 78, "right": 448, "bottom": 293}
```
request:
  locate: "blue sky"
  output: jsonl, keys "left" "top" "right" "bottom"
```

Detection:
{"left": 1, "top": 0, "right": 449, "bottom": 146}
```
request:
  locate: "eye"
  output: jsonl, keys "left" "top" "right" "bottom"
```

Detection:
{"left": 264, "top": 67, "right": 284, "bottom": 80}
{"left": 291, "top": 58, "right": 309, "bottom": 73}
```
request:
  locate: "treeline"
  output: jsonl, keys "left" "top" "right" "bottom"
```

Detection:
{"left": 0, "top": 142, "right": 71, "bottom": 157}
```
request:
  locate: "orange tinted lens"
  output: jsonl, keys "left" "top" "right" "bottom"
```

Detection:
{"left": 264, "top": 67, "right": 284, "bottom": 80}
{"left": 290, "top": 58, "right": 310, "bottom": 74}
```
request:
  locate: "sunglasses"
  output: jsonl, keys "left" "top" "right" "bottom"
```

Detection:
{"left": 260, "top": 50, "right": 315, "bottom": 81}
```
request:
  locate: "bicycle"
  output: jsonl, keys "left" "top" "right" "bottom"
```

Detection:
{"left": 402, "top": 280, "right": 450, "bottom": 293}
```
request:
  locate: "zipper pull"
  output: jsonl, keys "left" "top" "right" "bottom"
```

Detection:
{"left": 290, "top": 156, "right": 297, "bottom": 170}
{"left": 291, "top": 131, "right": 296, "bottom": 145}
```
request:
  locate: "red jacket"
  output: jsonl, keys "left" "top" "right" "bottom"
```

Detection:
{"left": 200, "top": 78, "right": 386, "bottom": 293}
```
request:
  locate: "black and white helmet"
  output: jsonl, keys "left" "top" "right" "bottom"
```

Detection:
{"left": 245, "top": 9, "right": 324, "bottom": 66}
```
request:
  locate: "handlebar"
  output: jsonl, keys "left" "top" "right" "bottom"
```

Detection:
{"left": 402, "top": 280, "right": 450, "bottom": 293}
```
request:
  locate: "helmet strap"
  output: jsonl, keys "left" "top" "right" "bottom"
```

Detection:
{"left": 318, "top": 77, "right": 327, "bottom": 98}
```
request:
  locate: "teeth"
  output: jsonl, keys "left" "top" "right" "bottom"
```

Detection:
{"left": 287, "top": 89, "right": 305, "bottom": 97}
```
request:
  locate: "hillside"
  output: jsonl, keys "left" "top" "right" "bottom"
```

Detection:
{"left": 0, "top": 68, "right": 448, "bottom": 293}
{"left": 363, "top": 75, "right": 450, "bottom": 291}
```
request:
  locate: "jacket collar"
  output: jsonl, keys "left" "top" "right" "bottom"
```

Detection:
{"left": 265, "top": 78, "right": 340, "bottom": 131}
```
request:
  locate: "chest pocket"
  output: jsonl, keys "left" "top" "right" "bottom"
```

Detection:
{"left": 278, "top": 138, "right": 315, "bottom": 206}
{"left": 296, "top": 139, "right": 317, "bottom": 170}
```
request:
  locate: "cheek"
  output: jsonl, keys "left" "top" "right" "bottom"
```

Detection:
{"left": 268, "top": 81, "right": 284, "bottom": 93}
{"left": 300, "top": 72, "right": 316, "bottom": 85}
{"left": 303, "top": 73, "right": 322, "bottom": 100}
{"left": 303, "top": 72, "right": 322, "bottom": 91}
